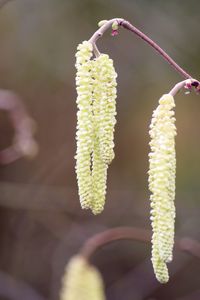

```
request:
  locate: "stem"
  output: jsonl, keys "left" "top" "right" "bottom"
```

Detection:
{"left": 89, "top": 19, "right": 123, "bottom": 44}
{"left": 169, "top": 79, "right": 199, "bottom": 96}
{"left": 93, "top": 43, "right": 101, "bottom": 57}
{"left": 121, "top": 20, "right": 192, "bottom": 79}
{"left": 89, "top": 18, "right": 195, "bottom": 80}
{"left": 80, "top": 227, "right": 150, "bottom": 260}
{"left": 80, "top": 226, "right": 200, "bottom": 261}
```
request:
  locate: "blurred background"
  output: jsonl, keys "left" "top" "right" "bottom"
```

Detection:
{"left": 0, "top": 0, "right": 200, "bottom": 299}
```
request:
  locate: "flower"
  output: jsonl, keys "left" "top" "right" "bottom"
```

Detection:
{"left": 75, "top": 41, "right": 94, "bottom": 209}
{"left": 111, "top": 30, "right": 119, "bottom": 36}
{"left": 148, "top": 94, "right": 176, "bottom": 283}
{"left": 89, "top": 54, "right": 117, "bottom": 213}
{"left": 75, "top": 43, "right": 118, "bottom": 214}
{"left": 96, "top": 54, "right": 117, "bottom": 165}
{"left": 90, "top": 59, "right": 108, "bottom": 214}
{"left": 60, "top": 255, "right": 105, "bottom": 300}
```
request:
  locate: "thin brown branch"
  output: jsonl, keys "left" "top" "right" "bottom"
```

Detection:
{"left": 80, "top": 226, "right": 200, "bottom": 261}
{"left": 80, "top": 227, "right": 151, "bottom": 260}
{"left": 120, "top": 19, "right": 192, "bottom": 80}
{"left": 169, "top": 78, "right": 200, "bottom": 96}
{"left": 89, "top": 18, "right": 200, "bottom": 87}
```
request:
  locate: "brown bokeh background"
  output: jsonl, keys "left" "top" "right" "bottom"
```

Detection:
{"left": 0, "top": 0, "right": 200, "bottom": 299}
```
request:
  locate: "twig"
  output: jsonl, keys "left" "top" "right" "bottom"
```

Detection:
{"left": 80, "top": 226, "right": 200, "bottom": 261}
{"left": 80, "top": 227, "right": 150, "bottom": 260}
{"left": 169, "top": 79, "right": 200, "bottom": 96}
{"left": 89, "top": 18, "right": 199, "bottom": 82}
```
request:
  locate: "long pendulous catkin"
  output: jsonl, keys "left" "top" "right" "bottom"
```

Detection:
{"left": 75, "top": 41, "right": 94, "bottom": 210}
{"left": 75, "top": 42, "right": 118, "bottom": 214}
{"left": 90, "top": 58, "right": 108, "bottom": 214}
{"left": 97, "top": 54, "right": 117, "bottom": 165}
{"left": 148, "top": 94, "right": 176, "bottom": 283}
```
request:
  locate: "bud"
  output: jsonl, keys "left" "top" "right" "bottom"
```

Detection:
{"left": 149, "top": 94, "right": 176, "bottom": 282}
{"left": 112, "top": 20, "right": 119, "bottom": 31}
{"left": 98, "top": 20, "right": 108, "bottom": 27}
{"left": 60, "top": 255, "right": 105, "bottom": 300}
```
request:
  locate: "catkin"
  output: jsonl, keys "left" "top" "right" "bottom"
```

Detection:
{"left": 60, "top": 255, "right": 105, "bottom": 300}
{"left": 97, "top": 54, "right": 117, "bottom": 165}
{"left": 75, "top": 42, "right": 117, "bottom": 214}
{"left": 75, "top": 41, "right": 94, "bottom": 209}
{"left": 91, "top": 58, "right": 108, "bottom": 214}
{"left": 148, "top": 94, "right": 176, "bottom": 283}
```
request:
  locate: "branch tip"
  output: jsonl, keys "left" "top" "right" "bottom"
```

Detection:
{"left": 89, "top": 18, "right": 198, "bottom": 81}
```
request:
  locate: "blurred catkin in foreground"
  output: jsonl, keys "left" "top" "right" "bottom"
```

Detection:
{"left": 60, "top": 255, "right": 105, "bottom": 300}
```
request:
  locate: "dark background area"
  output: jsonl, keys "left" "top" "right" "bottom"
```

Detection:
{"left": 0, "top": 0, "right": 200, "bottom": 299}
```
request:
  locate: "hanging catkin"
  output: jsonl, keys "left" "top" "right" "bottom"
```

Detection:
{"left": 90, "top": 58, "right": 108, "bottom": 214}
{"left": 148, "top": 94, "right": 176, "bottom": 283}
{"left": 98, "top": 54, "right": 117, "bottom": 165}
{"left": 75, "top": 41, "right": 94, "bottom": 210}
{"left": 60, "top": 255, "right": 105, "bottom": 300}
{"left": 91, "top": 54, "right": 117, "bottom": 213}
{"left": 75, "top": 43, "right": 118, "bottom": 214}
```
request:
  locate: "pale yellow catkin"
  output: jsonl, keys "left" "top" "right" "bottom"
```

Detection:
{"left": 148, "top": 94, "right": 176, "bottom": 283}
{"left": 60, "top": 255, "right": 105, "bottom": 300}
{"left": 151, "top": 245, "right": 169, "bottom": 284}
{"left": 97, "top": 54, "right": 117, "bottom": 165}
{"left": 90, "top": 58, "right": 108, "bottom": 214}
{"left": 75, "top": 41, "right": 93, "bottom": 210}
{"left": 75, "top": 43, "right": 117, "bottom": 214}
{"left": 90, "top": 54, "right": 117, "bottom": 213}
